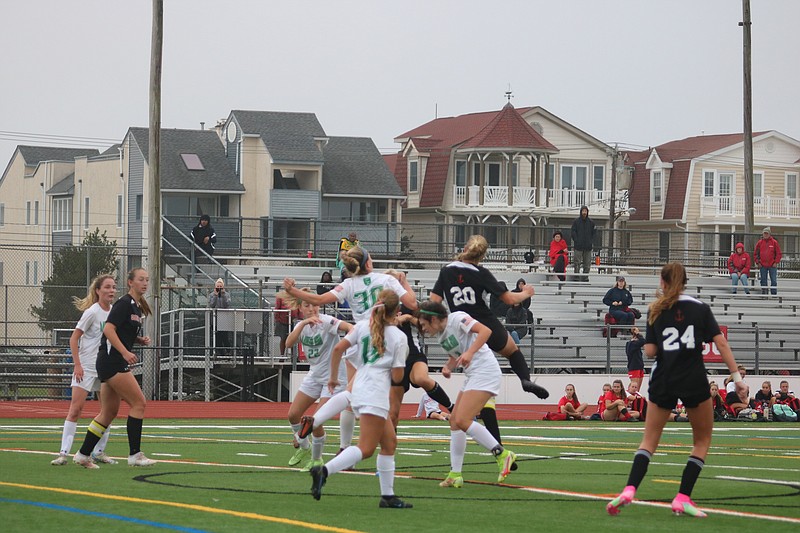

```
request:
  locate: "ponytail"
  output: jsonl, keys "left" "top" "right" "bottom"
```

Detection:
{"left": 648, "top": 262, "right": 687, "bottom": 325}
{"left": 370, "top": 289, "right": 399, "bottom": 355}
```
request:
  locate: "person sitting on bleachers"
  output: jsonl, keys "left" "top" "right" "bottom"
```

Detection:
{"left": 774, "top": 380, "right": 800, "bottom": 411}
{"left": 603, "top": 276, "right": 635, "bottom": 326}
{"left": 505, "top": 302, "right": 531, "bottom": 345}
{"left": 727, "top": 242, "right": 751, "bottom": 295}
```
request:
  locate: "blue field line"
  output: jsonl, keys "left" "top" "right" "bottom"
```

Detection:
{"left": 0, "top": 498, "right": 209, "bottom": 532}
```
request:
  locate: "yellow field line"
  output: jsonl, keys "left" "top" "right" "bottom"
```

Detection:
{"left": 0, "top": 481, "right": 362, "bottom": 533}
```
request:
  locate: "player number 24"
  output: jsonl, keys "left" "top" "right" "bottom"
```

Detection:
{"left": 662, "top": 325, "right": 696, "bottom": 351}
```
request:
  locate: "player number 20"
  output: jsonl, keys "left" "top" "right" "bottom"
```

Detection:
{"left": 662, "top": 325, "right": 696, "bottom": 351}
{"left": 449, "top": 286, "right": 476, "bottom": 306}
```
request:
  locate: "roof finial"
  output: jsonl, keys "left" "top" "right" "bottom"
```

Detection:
{"left": 505, "top": 83, "right": 513, "bottom": 104}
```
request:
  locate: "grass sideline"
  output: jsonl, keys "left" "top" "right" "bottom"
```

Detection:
{"left": 1, "top": 419, "right": 799, "bottom": 532}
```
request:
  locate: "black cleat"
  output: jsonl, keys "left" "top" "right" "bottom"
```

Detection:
{"left": 310, "top": 465, "right": 327, "bottom": 500}
{"left": 379, "top": 496, "right": 413, "bottom": 509}
{"left": 298, "top": 415, "right": 315, "bottom": 439}
{"left": 510, "top": 461, "right": 518, "bottom": 471}
{"left": 522, "top": 379, "right": 549, "bottom": 399}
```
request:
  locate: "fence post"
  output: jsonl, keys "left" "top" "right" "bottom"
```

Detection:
{"left": 754, "top": 323, "right": 760, "bottom": 374}
{"left": 605, "top": 326, "right": 612, "bottom": 374}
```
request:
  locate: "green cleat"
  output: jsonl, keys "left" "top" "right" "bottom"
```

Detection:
{"left": 300, "top": 458, "right": 324, "bottom": 472}
{"left": 496, "top": 449, "right": 516, "bottom": 482}
{"left": 671, "top": 494, "right": 707, "bottom": 517}
{"left": 289, "top": 446, "right": 311, "bottom": 466}
{"left": 439, "top": 471, "right": 464, "bottom": 488}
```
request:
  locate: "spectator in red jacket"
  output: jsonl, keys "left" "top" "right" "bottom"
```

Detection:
{"left": 754, "top": 228, "right": 782, "bottom": 295}
{"left": 727, "top": 242, "right": 751, "bottom": 295}
{"left": 548, "top": 231, "right": 569, "bottom": 282}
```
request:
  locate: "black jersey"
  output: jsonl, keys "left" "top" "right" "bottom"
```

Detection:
{"left": 432, "top": 261, "right": 508, "bottom": 322}
{"left": 99, "top": 294, "right": 143, "bottom": 358}
{"left": 645, "top": 294, "right": 720, "bottom": 399}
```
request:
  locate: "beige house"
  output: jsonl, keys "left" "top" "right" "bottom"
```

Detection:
{"left": 626, "top": 131, "right": 800, "bottom": 261}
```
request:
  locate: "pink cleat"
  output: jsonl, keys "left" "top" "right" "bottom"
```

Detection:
{"left": 606, "top": 485, "right": 635, "bottom": 516}
{"left": 671, "top": 493, "right": 706, "bottom": 517}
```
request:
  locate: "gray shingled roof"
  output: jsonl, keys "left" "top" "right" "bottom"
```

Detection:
{"left": 231, "top": 110, "right": 326, "bottom": 164}
{"left": 18, "top": 146, "right": 99, "bottom": 166}
{"left": 128, "top": 128, "right": 243, "bottom": 192}
{"left": 322, "top": 137, "right": 404, "bottom": 197}
{"left": 47, "top": 173, "right": 75, "bottom": 195}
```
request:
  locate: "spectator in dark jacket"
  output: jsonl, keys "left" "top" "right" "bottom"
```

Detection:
{"left": 191, "top": 214, "right": 216, "bottom": 261}
{"left": 754, "top": 227, "right": 782, "bottom": 295}
{"left": 727, "top": 242, "right": 751, "bottom": 295}
{"left": 603, "top": 276, "right": 634, "bottom": 325}
{"left": 511, "top": 278, "right": 531, "bottom": 310}
{"left": 505, "top": 302, "right": 531, "bottom": 344}
{"left": 625, "top": 326, "right": 645, "bottom": 389}
{"left": 570, "top": 205, "right": 596, "bottom": 280}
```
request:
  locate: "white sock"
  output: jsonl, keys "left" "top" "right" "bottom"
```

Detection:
{"left": 313, "top": 390, "right": 351, "bottom": 428}
{"left": 94, "top": 425, "right": 111, "bottom": 454}
{"left": 59, "top": 420, "right": 77, "bottom": 455}
{"left": 466, "top": 421, "right": 500, "bottom": 452}
{"left": 339, "top": 409, "right": 356, "bottom": 448}
{"left": 450, "top": 429, "right": 467, "bottom": 472}
{"left": 376, "top": 454, "right": 395, "bottom": 496}
{"left": 291, "top": 422, "right": 309, "bottom": 449}
{"left": 311, "top": 434, "right": 326, "bottom": 461}
{"left": 326, "top": 445, "right": 362, "bottom": 475}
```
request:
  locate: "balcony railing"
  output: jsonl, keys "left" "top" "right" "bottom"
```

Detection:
{"left": 453, "top": 186, "right": 617, "bottom": 210}
{"left": 700, "top": 195, "right": 800, "bottom": 218}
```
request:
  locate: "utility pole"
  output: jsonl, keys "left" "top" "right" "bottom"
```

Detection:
{"left": 741, "top": 0, "right": 755, "bottom": 250}
{"left": 608, "top": 144, "right": 618, "bottom": 264}
{"left": 145, "top": 0, "right": 163, "bottom": 399}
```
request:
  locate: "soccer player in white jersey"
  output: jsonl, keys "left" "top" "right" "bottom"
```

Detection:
{"left": 607, "top": 262, "right": 746, "bottom": 518}
{"left": 283, "top": 247, "right": 417, "bottom": 444}
{"left": 281, "top": 288, "right": 353, "bottom": 471}
{"left": 51, "top": 274, "right": 118, "bottom": 466}
{"left": 309, "top": 290, "right": 412, "bottom": 509}
{"left": 416, "top": 300, "right": 518, "bottom": 488}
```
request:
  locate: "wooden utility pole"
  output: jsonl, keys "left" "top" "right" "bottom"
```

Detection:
{"left": 145, "top": 0, "right": 163, "bottom": 399}
{"left": 608, "top": 145, "right": 618, "bottom": 263}
{"left": 741, "top": 0, "right": 755, "bottom": 249}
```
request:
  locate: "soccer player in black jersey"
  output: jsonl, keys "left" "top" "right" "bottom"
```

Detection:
{"left": 607, "top": 262, "right": 746, "bottom": 518}
{"left": 431, "top": 235, "right": 548, "bottom": 399}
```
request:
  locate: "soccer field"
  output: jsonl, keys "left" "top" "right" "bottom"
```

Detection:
{"left": 1, "top": 419, "right": 798, "bottom": 532}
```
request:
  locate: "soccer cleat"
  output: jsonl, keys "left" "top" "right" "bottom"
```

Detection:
{"left": 51, "top": 453, "right": 68, "bottom": 466}
{"left": 289, "top": 446, "right": 311, "bottom": 466}
{"left": 606, "top": 485, "right": 636, "bottom": 516}
{"left": 671, "top": 494, "right": 707, "bottom": 517}
{"left": 496, "top": 449, "right": 517, "bottom": 482}
{"left": 128, "top": 452, "right": 156, "bottom": 467}
{"left": 310, "top": 465, "right": 328, "bottom": 500}
{"left": 91, "top": 452, "right": 118, "bottom": 464}
{"left": 298, "top": 415, "right": 315, "bottom": 439}
{"left": 379, "top": 496, "right": 413, "bottom": 508}
{"left": 521, "top": 379, "right": 549, "bottom": 399}
{"left": 439, "top": 471, "right": 464, "bottom": 488}
{"left": 300, "top": 458, "right": 324, "bottom": 473}
{"left": 73, "top": 452, "right": 100, "bottom": 469}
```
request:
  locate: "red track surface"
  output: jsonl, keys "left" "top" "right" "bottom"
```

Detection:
{"left": 0, "top": 401, "right": 555, "bottom": 420}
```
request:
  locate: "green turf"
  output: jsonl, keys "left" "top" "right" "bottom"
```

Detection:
{"left": 1, "top": 419, "right": 798, "bottom": 532}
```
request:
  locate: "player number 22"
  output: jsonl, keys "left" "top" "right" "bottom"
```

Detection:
{"left": 662, "top": 325, "right": 695, "bottom": 351}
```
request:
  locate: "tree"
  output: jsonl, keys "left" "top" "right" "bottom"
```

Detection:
{"left": 31, "top": 230, "right": 118, "bottom": 333}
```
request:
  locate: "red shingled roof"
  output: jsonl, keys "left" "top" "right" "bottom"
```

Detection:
{"left": 460, "top": 103, "right": 558, "bottom": 152}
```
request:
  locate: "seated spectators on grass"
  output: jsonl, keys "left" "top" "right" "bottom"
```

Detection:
{"left": 724, "top": 365, "right": 749, "bottom": 398}
{"left": 775, "top": 380, "right": 800, "bottom": 411}
{"left": 709, "top": 381, "right": 727, "bottom": 420}
{"left": 754, "top": 381, "right": 776, "bottom": 410}
{"left": 602, "top": 379, "right": 634, "bottom": 421}
{"left": 589, "top": 383, "right": 612, "bottom": 420}
{"left": 725, "top": 383, "right": 751, "bottom": 415}
{"left": 558, "top": 384, "right": 588, "bottom": 420}
{"left": 625, "top": 382, "right": 646, "bottom": 421}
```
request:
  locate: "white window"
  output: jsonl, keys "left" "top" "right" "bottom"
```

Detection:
{"left": 53, "top": 198, "right": 72, "bottom": 231}
{"left": 34, "top": 200, "right": 39, "bottom": 225}
{"left": 787, "top": 172, "right": 798, "bottom": 199}
{"left": 26, "top": 201, "right": 31, "bottom": 225}
{"left": 455, "top": 161, "right": 467, "bottom": 187}
{"left": 117, "top": 195, "right": 123, "bottom": 227}
{"left": 560, "top": 164, "right": 589, "bottom": 190}
{"left": 593, "top": 165, "right": 604, "bottom": 191}
{"left": 753, "top": 171, "right": 764, "bottom": 199}
{"left": 703, "top": 170, "right": 715, "bottom": 197}
{"left": 135, "top": 195, "right": 143, "bottom": 221}
{"left": 84, "top": 197, "right": 90, "bottom": 229}
{"left": 408, "top": 160, "right": 418, "bottom": 192}
{"left": 651, "top": 170, "right": 662, "bottom": 203}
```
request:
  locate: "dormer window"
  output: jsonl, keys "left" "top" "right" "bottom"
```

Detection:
{"left": 409, "top": 160, "right": 418, "bottom": 192}
{"left": 651, "top": 170, "right": 662, "bottom": 203}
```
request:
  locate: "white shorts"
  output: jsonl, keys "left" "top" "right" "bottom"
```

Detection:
{"left": 298, "top": 375, "right": 346, "bottom": 399}
{"left": 462, "top": 365, "right": 501, "bottom": 396}
{"left": 351, "top": 404, "right": 389, "bottom": 420}
{"left": 71, "top": 372, "right": 102, "bottom": 393}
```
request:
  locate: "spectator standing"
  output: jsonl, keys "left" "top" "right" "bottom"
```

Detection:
{"left": 191, "top": 214, "right": 216, "bottom": 262}
{"left": 548, "top": 230, "right": 569, "bottom": 282}
{"left": 274, "top": 291, "right": 301, "bottom": 356}
{"left": 208, "top": 278, "right": 232, "bottom": 356}
{"left": 625, "top": 326, "right": 645, "bottom": 389}
{"left": 727, "top": 242, "right": 751, "bottom": 294}
{"left": 335, "top": 232, "right": 359, "bottom": 280}
{"left": 603, "top": 276, "right": 635, "bottom": 326}
{"left": 754, "top": 227, "right": 781, "bottom": 295}
{"left": 570, "top": 206, "right": 596, "bottom": 280}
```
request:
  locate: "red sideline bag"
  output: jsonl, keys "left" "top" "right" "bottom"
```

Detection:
{"left": 543, "top": 412, "right": 568, "bottom": 421}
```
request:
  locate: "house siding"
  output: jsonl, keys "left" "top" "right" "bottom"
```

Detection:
{"left": 128, "top": 137, "right": 144, "bottom": 254}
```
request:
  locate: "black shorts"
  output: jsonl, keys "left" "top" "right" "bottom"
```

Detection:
{"left": 399, "top": 351, "right": 429, "bottom": 393}
{"left": 275, "top": 321, "right": 289, "bottom": 339}
{"left": 648, "top": 388, "right": 711, "bottom": 410}
{"left": 474, "top": 316, "right": 511, "bottom": 353}
{"left": 96, "top": 352, "right": 131, "bottom": 382}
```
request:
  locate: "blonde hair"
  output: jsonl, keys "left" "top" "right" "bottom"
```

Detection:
{"left": 73, "top": 274, "right": 115, "bottom": 312}
{"left": 369, "top": 289, "right": 399, "bottom": 355}
{"left": 457, "top": 235, "right": 488, "bottom": 263}
{"left": 342, "top": 247, "right": 370, "bottom": 277}
{"left": 276, "top": 287, "right": 312, "bottom": 310}
{"left": 648, "top": 262, "right": 687, "bottom": 325}
{"left": 128, "top": 268, "right": 152, "bottom": 317}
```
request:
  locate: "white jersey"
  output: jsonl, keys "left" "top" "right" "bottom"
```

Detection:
{"left": 74, "top": 303, "right": 110, "bottom": 374}
{"left": 416, "top": 393, "right": 441, "bottom": 417}
{"left": 435, "top": 311, "right": 500, "bottom": 378}
{"left": 331, "top": 272, "right": 408, "bottom": 323}
{"left": 345, "top": 321, "right": 408, "bottom": 412}
{"left": 293, "top": 314, "right": 345, "bottom": 383}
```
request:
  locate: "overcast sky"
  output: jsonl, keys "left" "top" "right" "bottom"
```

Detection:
{"left": 2, "top": 0, "right": 798, "bottom": 168}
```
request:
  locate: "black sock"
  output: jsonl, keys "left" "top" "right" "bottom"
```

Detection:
{"left": 78, "top": 419, "right": 106, "bottom": 456}
{"left": 626, "top": 449, "right": 652, "bottom": 488}
{"left": 679, "top": 456, "right": 705, "bottom": 497}
{"left": 480, "top": 407, "right": 502, "bottom": 444}
{"left": 425, "top": 383, "right": 452, "bottom": 412}
{"left": 127, "top": 416, "right": 144, "bottom": 456}
{"left": 507, "top": 350, "right": 531, "bottom": 382}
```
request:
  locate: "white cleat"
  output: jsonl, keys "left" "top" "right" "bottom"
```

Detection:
{"left": 91, "top": 452, "right": 118, "bottom": 464}
{"left": 73, "top": 452, "right": 100, "bottom": 469}
{"left": 51, "top": 453, "right": 69, "bottom": 466}
{"left": 127, "top": 451, "right": 156, "bottom": 467}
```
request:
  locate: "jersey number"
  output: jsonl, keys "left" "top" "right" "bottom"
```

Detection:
{"left": 449, "top": 286, "right": 476, "bottom": 306}
{"left": 359, "top": 336, "right": 381, "bottom": 365}
{"left": 353, "top": 285, "right": 384, "bottom": 313}
{"left": 662, "top": 325, "right": 696, "bottom": 351}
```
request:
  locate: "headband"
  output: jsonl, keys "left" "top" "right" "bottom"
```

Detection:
{"left": 418, "top": 309, "right": 444, "bottom": 317}
{"left": 359, "top": 251, "right": 369, "bottom": 270}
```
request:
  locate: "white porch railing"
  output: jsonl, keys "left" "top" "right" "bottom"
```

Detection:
{"left": 700, "top": 195, "right": 800, "bottom": 218}
{"left": 453, "top": 186, "right": 605, "bottom": 209}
